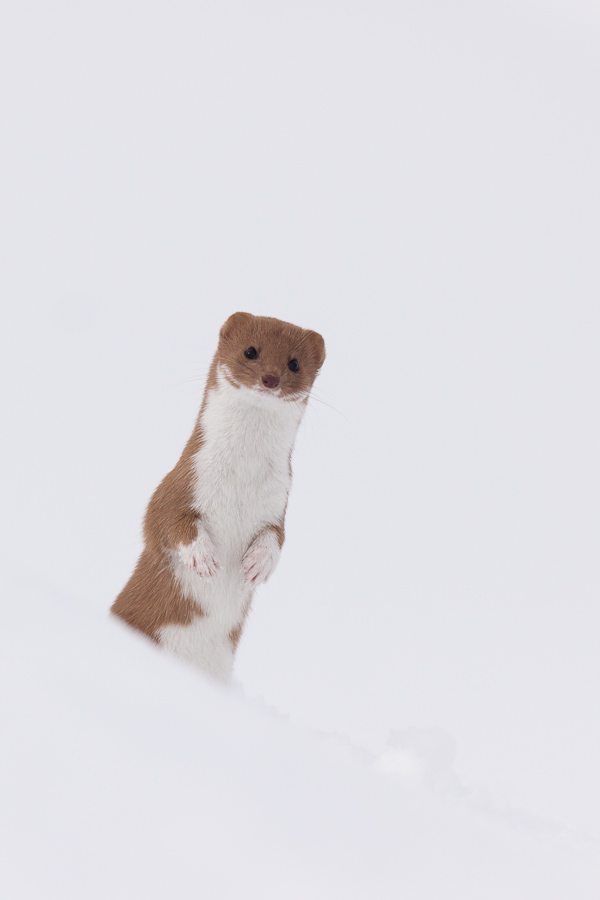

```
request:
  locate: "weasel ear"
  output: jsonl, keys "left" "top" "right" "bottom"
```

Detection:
{"left": 306, "top": 330, "right": 326, "bottom": 369}
{"left": 219, "top": 312, "right": 254, "bottom": 342}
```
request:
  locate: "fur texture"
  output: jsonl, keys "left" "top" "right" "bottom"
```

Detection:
{"left": 111, "top": 313, "right": 325, "bottom": 681}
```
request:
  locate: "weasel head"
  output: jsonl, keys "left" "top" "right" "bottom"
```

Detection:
{"left": 216, "top": 312, "right": 326, "bottom": 403}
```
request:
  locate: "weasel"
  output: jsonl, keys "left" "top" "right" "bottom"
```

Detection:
{"left": 111, "top": 312, "right": 326, "bottom": 681}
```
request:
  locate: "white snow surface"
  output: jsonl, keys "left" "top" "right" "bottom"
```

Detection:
{"left": 1, "top": 1, "right": 600, "bottom": 896}
{"left": 1, "top": 570, "right": 599, "bottom": 900}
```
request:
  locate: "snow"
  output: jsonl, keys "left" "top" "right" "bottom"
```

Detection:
{"left": 1, "top": 570, "right": 598, "bottom": 899}
{"left": 1, "top": 0, "right": 600, "bottom": 896}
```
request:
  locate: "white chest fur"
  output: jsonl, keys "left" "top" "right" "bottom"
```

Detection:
{"left": 158, "top": 368, "right": 304, "bottom": 680}
{"left": 193, "top": 369, "right": 302, "bottom": 559}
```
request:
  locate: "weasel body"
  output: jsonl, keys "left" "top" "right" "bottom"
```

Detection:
{"left": 111, "top": 312, "right": 325, "bottom": 680}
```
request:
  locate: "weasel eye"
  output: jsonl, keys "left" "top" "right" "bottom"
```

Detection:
{"left": 288, "top": 358, "right": 299, "bottom": 372}
{"left": 244, "top": 347, "right": 258, "bottom": 359}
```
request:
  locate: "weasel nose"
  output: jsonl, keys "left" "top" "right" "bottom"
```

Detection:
{"left": 262, "top": 374, "right": 280, "bottom": 389}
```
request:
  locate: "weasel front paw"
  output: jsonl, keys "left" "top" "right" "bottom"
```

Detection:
{"left": 179, "top": 527, "right": 220, "bottom": 577}
{"left": 242, "top": 530, "right": 281, "bottom": 586}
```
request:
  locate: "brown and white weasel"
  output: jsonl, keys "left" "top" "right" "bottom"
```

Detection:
{"left": 111, "top": 312, "right": 326, "bottom": 681}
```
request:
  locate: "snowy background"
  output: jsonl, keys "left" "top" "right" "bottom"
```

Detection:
{"left": 1, "top": 1, "right": 599, "bottom": 896}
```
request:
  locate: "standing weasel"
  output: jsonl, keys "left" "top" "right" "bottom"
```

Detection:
{"left": 111, "top": 312, "right": 326, "bottom": 681}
